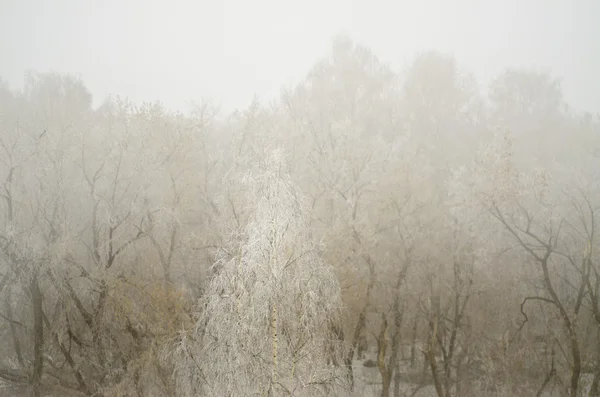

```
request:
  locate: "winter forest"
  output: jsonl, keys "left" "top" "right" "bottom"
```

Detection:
{"left": 1, "top": 35, "right": 600, "bottom": 397}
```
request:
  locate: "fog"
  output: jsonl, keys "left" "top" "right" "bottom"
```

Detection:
{"left": 2, "top": 0, "right": 600, "bottom": 113}
{"left": 2, "top": 1, "right": 600, "bottom": 397}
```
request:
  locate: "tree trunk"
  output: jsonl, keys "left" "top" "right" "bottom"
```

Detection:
{"left": 381, "top": 372, "right": 392, "bottom": 397}
{"left": 567, "top": 328, "right": 581, "bottom": 397}
{"left": 346, "top": 256, "right": 376, "bottom": 389}
{"left": 410, "top": 314, "right": 418, "bottom": 368}
{"left": 427, "top": 349, "right": 445, "bottom": 397}
{"left": 379, "top": 296, "right": 404, "bottom": 397}
{"left": 589, "top": 329, "right": 600, "bottom": 397}
{"left": 31, "top": 272, "right": 44, "bottom": 397}
{"left": 5, "top": 286, "right": 24, "bottom": 367}
{"left": 377, "top": 314, "right": 391, "bottom": 397}
{"left": 427, "top": 292, "right": 445, "bottom": 397}
{"left": 346, "top": 309, "right": 366, "bottom": 388}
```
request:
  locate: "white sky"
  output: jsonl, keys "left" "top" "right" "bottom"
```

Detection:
{"left": 1, "top": 0, "right": 599, "bottom": 113}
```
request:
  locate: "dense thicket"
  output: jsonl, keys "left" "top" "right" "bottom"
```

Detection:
{"left": 1, "top": 37, "right": 599, "bottom": 397}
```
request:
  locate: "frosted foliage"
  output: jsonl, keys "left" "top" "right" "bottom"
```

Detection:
{"left": 175, "top": 149, "right": 347, "bottom": 397}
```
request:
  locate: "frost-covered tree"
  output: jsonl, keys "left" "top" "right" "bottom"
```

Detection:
{"left": 174, "top": 149, "right": 348, "bottom": 397}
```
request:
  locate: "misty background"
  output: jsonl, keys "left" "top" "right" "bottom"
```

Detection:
{"left": 3, "top": 1, "right": 600, "bottom": 397}
{"left": 1, "top": 0, "right": 599, "bottom": 114}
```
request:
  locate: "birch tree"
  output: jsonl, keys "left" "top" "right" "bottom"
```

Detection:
{"left": 174, "top": 149, "right": 348, "bottom": 397}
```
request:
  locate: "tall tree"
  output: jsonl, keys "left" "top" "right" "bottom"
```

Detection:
{"left": 174, "top": 149, "right": 348, "bottom": 397}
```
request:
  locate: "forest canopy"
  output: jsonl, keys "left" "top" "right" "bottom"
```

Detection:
{"left": 1, "top": 36, "right": 599, "bottom": 397}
